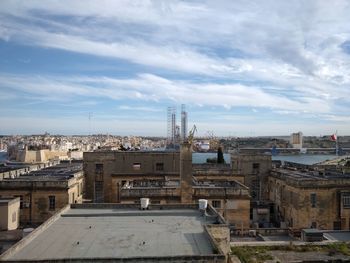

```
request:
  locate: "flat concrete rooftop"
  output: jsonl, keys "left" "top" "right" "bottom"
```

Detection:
{"left": 1, "top": 205, "right": 223, "bottom": 262}
{"left": 1, "top": 163, "right": 83, "bottom": 182}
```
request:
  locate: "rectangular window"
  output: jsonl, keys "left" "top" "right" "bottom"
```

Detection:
{"left": 310, "top": 193, "right": 317, "bottom": 208}
{"left": 133, "top": 163, "right": 141, "bottom": 170}
{"left": 212, "top": 200, "right": 221, "bottom": 208}
{"left": 252, "top": 163, "right": 260, "bottom": 174}
{"left": 252, "top": 163, "right": 260, "bottom": 169}
{"left": 95, "top": 163, "right": 103, "bottom": 173}
{"left": 95, "top": 164, "right": 104, "bottom": 181}
{"left": 343, "top": 195, "right": 350, "bottom": 208}
{"left": 49, "top": 196, "right": 55, "bottom": 210}
{"left": 72, "top": 193, "right": 75, "bottom": 203}
{"left": 77, "top": 184, "right": 80, "bottom": 197}
{"left": 156, "top": 163, "right": 164, "bottom": 171}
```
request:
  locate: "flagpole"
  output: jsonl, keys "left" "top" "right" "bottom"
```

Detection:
{"left": 336, "top": 130, "right": 338, "bottom": 156}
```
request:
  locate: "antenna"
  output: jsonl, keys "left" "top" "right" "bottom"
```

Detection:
{"left": 88, "top": 112, "right": 93, "bottom": 136}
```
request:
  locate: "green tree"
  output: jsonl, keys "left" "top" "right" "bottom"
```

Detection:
{"left": 217, "top": 146, "right": 225, "bottom": 164}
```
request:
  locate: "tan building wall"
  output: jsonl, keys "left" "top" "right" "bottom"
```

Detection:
{"left": 84, "top": 151, "right": 251, "bottom": 227}
{"left": 16, "top": 150, "right": 68, "bottom": 163}
{"left": 231, "top": 154, "right": 272, "bottom": 201}
{"left": 211, "top": 199, "right": 250, "bottom": 228}
{"left": 84, "top": 151, "right": 180, "bottom": 202}
{"left": 0, "top": 176, "right": 84, "bottom": 224}
{"left": 0, "top": 198, "right": 20, "bottom": 230}
{"left": 268, "top": 174, "right": 350, "bottom": 230}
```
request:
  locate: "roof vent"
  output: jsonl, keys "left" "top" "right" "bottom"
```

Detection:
{"left": 140, "top": 198, "right": 150, "bottom": 210}
{"left": 198, "top": 199, "right": 208, "bottom": 211}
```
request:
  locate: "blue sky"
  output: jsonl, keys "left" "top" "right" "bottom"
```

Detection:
{"left": 0, "top": 1, "right": 350, "bottom": 136}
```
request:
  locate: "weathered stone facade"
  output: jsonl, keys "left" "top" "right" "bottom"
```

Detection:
{"left": 231, "top": 154, "right": 272, "bottom": 201}
{"left": 83, "top": 148, "right": 251, "bottom": 228}
{"left": 268, "top": 168, "right": 350, "bottom": 230}
{"left": 0, "top": 163, "right": 84, "bottom": 224}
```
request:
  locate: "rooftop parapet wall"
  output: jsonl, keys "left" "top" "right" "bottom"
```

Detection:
{"left": 193, "top": 187, "right": 250, "bottom": 198}
{"left": 0, "top": 161, "right": 60, "bottom": 181}
{"left": 0, "top": 179, "right": 70, "bottom": 189}
{"left": 120, "top": 186, "right": 250, "bottom": 199}
{"left": 84, "top": 151, "right": 180, "bottom": 161}
{"left": 270, "top": 169, "right": 350, "bottom": 188}
{"left": 192, "top": 165, "right": 233, "bottom": 176}
{"left": 120, "top": 187, "right": 180, "bottom": 198}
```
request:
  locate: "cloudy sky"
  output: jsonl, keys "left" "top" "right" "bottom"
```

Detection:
{"left": 0, "top": 1, "right": 350, "bottom": 136}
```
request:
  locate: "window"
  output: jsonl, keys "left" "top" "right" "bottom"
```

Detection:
{"left": 343, "top": 194, "right": 350, "bottom": 208}
{"left": 252, "top": 163, "right": 260, "bottom": 169}
{"left": 251, "top": 179, "right": 260, "bottom": 200}
{"left": 333, "top": 221, "right": 341, "bottom": 230}
{"left": 95, "top": 163, "right": 103, "bottom": 173}
{"left": 310, "top": 193, "right": 316, "bottom": 208}
{"left": 77, "top": 184, "right": 80, "bottom": 197}
{"left": 212, "top": 200, "right": 221, "bottom": 208}
{"left": 12, "top": 212, "right": 16, "bottom": 223}
{"left": 95, "top": 164, "right": 104, "bottom": 181}
{"left": 72, "top": 193, "right": 75, "bottom": 203}
{"left": 49, "top": 196, "right": 55, "bottom": 210}
{"left": 133, "top": 163, "right": 141, "bottom": 170}
{"left": 156, "top": 163, "right": 164, "bottom": 171}
{"left": 252, "top": 163, "right": 260, "bottom": 174}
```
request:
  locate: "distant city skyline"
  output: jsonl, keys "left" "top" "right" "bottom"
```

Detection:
{"left": 1, "top": 1, "right": 350, "bottom": 136}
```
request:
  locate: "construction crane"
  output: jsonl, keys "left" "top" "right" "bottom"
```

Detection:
{"left": 187, "top": 125, "right": 197, "bottom": 145}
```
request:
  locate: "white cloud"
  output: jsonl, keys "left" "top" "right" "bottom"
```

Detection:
{"left": 0, "top": 73, "right": 333, "bottom": 114}
{"left": 1, "top": 1, "right": 350, "bottom": 134}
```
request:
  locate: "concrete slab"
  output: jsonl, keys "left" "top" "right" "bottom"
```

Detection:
{"left": 4, "top": 209, "right": 215, "bottom": 260}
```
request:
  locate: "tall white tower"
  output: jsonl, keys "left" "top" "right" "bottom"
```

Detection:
{"left": 167, "top": 106, "right": 176, "bottom": 146}
{"left": 181, "top": 104, "right": 188, "bottom": 142}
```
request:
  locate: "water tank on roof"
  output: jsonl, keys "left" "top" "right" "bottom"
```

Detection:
{"left": 198, "top": 199, "right": 208, "bottom": 210}
{"left": 140, "top": 198, "right": 150, "bottom": 210}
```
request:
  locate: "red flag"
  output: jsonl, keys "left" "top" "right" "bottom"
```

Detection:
{"left": 330, "top": 134, "right": 337, "bottom": 141}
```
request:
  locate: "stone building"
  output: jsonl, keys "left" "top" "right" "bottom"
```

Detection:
{"left": 231, "top": 153, "right": 272, "bottom": 201}
{"left": 84, "top": 145, "right": 251, "bottom": 228}
{"left": 0, "top": 162, "right": 84, "bottom": 225}
{"left": 268, "top": 167, "right": 350, "bottom": 230}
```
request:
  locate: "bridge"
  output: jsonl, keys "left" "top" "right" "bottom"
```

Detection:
{"left": 238, "top": 147, "right": 350, "bottom": 155}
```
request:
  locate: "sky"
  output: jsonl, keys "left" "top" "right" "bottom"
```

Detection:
{"left": 0, "top": 1, "right": 350, "bottom": 136}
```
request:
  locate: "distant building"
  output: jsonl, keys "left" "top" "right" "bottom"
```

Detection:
{"left": 0, "top": 203, "right": 230, "bottom": 262}
{"left": 0, "top": 162, "right": 84, "bottom": 225}
{"left": 15, "top": 148, "right": 68, "bottom": 163}
{"left": 290, "top": 132, "right": 303, "bottom": 149}
{"left": 268, "top": 167, "right": 350, "bottom": 230}
{"left": 167, "top": 106, "right": 177, "bottom": 146}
